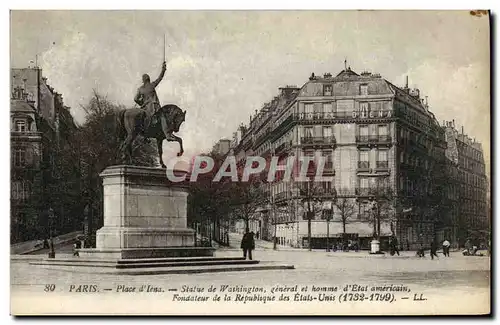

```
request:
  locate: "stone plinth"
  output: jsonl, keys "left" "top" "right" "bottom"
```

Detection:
{"left": 79, "top": 165, "right": 214, "bottom": 259}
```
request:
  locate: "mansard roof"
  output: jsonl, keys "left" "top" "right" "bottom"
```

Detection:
{"left": 11, "top": 99, "right": 36, "bottom": 113}
{"left": 298, "top": 68, "right": 394, "bottom": 97}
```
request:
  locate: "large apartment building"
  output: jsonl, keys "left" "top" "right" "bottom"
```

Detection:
{"left": 10, "top": 66, "right": 78, "bottom": 243}
{"left": 230, "top": 67, "right": 455, "bottom": 250}
{"left": 443, "top": 121, "right": 488, "bottom": 245}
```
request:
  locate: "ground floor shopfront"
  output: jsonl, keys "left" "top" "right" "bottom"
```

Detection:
{"left": 268, "top": 220, "right": 393, "bottom": 250}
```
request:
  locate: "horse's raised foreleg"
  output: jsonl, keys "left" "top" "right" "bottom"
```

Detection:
{"left": 160, "top": 115, "right": 184, "bottom": 157}
{"left": 166, "top": 134, "right": 184, "bottom": 157}
{"left": 157, "top": 138, "right": 166, "bottom": 168}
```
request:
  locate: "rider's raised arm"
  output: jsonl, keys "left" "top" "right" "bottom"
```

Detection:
{"left": 152, "top": 62, "right": 167, "bottom": 88}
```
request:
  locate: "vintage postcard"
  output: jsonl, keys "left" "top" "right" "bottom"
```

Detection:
{"left": 9, "top": 10, "right": 491, "bottom": 315}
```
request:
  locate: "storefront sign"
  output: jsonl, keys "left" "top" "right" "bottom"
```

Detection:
{"left": 352, "top": 110, "right": 392, "bottom": 119}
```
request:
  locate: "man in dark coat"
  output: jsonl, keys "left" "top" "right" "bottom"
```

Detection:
{"left": 241, "top": 229, "right": 255, "bottom": 260}
{"left": 134, "top": 61, "right": 167, "bottom": 138}
{"left": 430, "top": 240, "right": 439, "bottom": 260}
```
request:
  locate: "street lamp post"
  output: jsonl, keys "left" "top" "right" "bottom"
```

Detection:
{"left": 326, "top": 208, "right": 332, "bottom": 252}
{"left": 48, "top": 207, "right": 55, "bottom": 258}
{"left": 272, "top": 197, "right": 277, "bottom": 251}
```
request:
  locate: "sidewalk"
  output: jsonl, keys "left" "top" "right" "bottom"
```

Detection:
{"left": 10, "top": 231, "right": 82, "bottom": 255}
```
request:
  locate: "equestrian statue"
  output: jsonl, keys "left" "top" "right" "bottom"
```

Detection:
{"left": 116, "top": 60, "right": 186, "bottom": 168}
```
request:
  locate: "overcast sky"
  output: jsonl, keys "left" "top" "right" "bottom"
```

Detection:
{"left": 10, "top": 10, "right": 490, "bottom": 171}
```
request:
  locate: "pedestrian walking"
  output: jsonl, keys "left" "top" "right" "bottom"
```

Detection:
{"left": 442, "top": 239, "right": 451, "bottom": 257}
{"left": 430, "top": 240, "right": 439, "bottom": 260}
{"left": 391, "top": 235, "right": 400, "bottom": 256}
{"left": 73, "top": 242, "right": 80, "bottom": 257}
{"left": 240, "top": 229, "right": 255, "bottom": 260}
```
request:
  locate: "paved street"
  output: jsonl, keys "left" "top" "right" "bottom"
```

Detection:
{"left": 11, "top": 244, "right": 490, "bottom": 315}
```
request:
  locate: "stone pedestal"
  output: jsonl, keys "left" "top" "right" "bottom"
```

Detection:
{"left": 79, "top": 165, "right": 214, "bottom": 259}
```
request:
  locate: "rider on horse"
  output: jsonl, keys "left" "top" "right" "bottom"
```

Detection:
{"left": 134, "top": 61, "right": 167, "bottom": 138}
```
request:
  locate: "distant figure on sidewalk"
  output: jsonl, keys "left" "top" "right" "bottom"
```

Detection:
{"left": 240, "top": 229, "right": 255, "bottom": 260}
{"left": 390, "top": 235, "right": 400, "bottom": 256}
{"left": 442, "top": 239, "right": 451, "bottom": 257}
{"left": 430, "top": 240, "right": 439, "bottom": 260}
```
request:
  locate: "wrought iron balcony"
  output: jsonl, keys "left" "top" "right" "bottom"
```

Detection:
{"left": 355, "top": 186, "right": 392, "bottom": 197}
{"left": 356, "top": 135, "right": 392, "bottom": 147}
{"left": 357, "top": 161, "right": 370, "bottom": 171}
{"left": 376, "top": 161, "right": 389, "bottom": 169}
{"left": 274, "top": 141, "right": 292, "bottom": 154}
{"left": 300, "top": 136, "right": 336, "bottom": 146}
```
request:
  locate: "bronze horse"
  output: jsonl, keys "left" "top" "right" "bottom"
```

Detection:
{"left": 116, "top": 104, "right": 186, "bottom": 168}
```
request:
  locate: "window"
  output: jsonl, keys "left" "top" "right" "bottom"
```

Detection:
{"left": 360, "top": 102, "right": 369, "bottom": 111}
{"left": 15, "top": 120, "right": 27, "bottom": 132}
{"left": 377, "top": 177, "right": 388, "bottom": 189}
{"left": 359, "top": 177, "right": 370, "bottom": 188}
{"left": 13, "top": 148, "right": 26, "bottom": 167}
{"left": 360, "top": 85, "right": 368, "bottom": 96}
{"left": 359, "top": 125, "right": 369, "bottom": 137}
{"left": 303, "top": 127, "right": 313, "bottom": 139}
{"left": 378, "top": 150, "right": 388, "bottom": 162}
{"left": 323, "top": 151, "right": 333, "bottom": 169}
{"left": 400, "top": 152, "right": 404, "bottom": 163}
{"left": 359, "top": 150, "right": 369, "bottom": 162}
{"left": 336, "top": 100, "right": 354, "bottom": 112}
{"left": 322, "top": 126, "right": 333, "bottom": 138}
{"left": 11, "top": 180, "right": 31, "bottom": 202}
{"left": 324, "top": 85, "right": 333, "bottom": 96}
{"left": 321, "top": 181, "right": 333, "bottom": 193}
{"left": 378, "top": 125, "right": 388, "bottom": 136}
{"left": 304, "top": 103, "right": 314, "bottom": 119}
{"left": 323, "top": 103, "right": 333, "bottom": 117}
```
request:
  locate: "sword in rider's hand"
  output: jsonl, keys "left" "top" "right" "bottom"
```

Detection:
{"left": 163, "top": 33, "right": 167, "bottom": 64}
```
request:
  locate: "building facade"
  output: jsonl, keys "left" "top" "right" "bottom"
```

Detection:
{"left": 230, "top": 67, "right": 454, "bottom": 250}
{"left": 442, "top": 121, "right": 488, "bottom": 246}
{"left": 10, "top": 67, "right": 79, "bottom": 243}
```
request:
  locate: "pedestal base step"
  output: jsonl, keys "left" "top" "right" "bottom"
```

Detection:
{"left": 31, "top": 257, "right": 259, "bottom": 269}
{"left": 30, "top": 258, "right": 295, "bottom": 275}
{"left": 78, "top": 247, "right": 215, "bottom": 259}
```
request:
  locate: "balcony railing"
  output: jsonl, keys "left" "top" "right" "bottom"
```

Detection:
{"left": 356, "top": 135, "right": 392, "bottom": 145}
{"left": 274, "top": 141, "right": 292, "bottom": 154}
{"left": 358, "top": 161, "right": 370, "bottom": 170}
{"left": 355, "top": 186, "right": 392, "bottom": 197}
{"left": 376, "top": 161, "right": 389, "bottom": 169}
{"left": 300, "top": 136, "right": 336, "bottom": 145}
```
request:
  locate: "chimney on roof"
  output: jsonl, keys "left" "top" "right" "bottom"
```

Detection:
{"left": 323, "top": 72, "right": 332, "bottom": 78}
{"left": 461, "top": 126, "right": 464, "bottom": 135}
{"left": 405, "top": 76, "right": 409, "bottom": 89}
{"left": 452, "top": 119, "right": 455, "bottom": 128}
{"left": 425, "top": 96, "right": 429, "bottom": 107}
{"left": 309, "top": 73, "right": 316, "bottom": 80}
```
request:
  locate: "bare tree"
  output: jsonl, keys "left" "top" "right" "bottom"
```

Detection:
{"left": 298, "top": 180, "right": 332, "bottom": 251}
{"left": 367, "top": 187, "right": 395, "bottom": 240}
{"left": 334, "top": 197, "right": 356, "bottom": 247}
